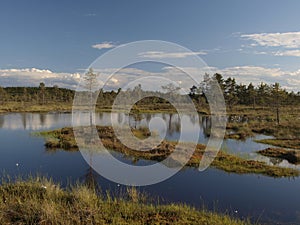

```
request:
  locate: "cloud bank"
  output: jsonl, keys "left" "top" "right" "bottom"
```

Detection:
{"left": 241, "top": 32, "right": 300, "bottom": 48}
{"left": 93, "top": 66, "right": 300, "bottom": 92}
{"left": 0, "top": 68, "right": 81, "bottom": 89}
{"left": 214, "top": 66, "right": 300, "bottom": 92}
{"left": 273, "top": 49, "right": 300, "bottom": 57}
{"left": 0, "top": 66, "right": 299, "bottom": 92}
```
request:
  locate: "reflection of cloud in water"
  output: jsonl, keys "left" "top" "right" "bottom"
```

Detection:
{"left": 255, "top": 154, "right": 300, "bottom": 169}
{"left": 0, "top": 113, "right": 71, "bottom": 130}
{"left": 1, "top": 112, "right": 299, "bottom": 170}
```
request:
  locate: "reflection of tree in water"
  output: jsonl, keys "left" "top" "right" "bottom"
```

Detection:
{"left": 83, "top": 129, "right": 100, "bottom": 190}
{"left": 98, "top": 112, "right": 104, "bottom": 121}
{"left": 128, "top": 112, "right": 182, "bottom": 136}
{"left": 39, "top": 113, "right": 46, "bottom": 127}
{"left": 168, "top": 114, "right": 173, "bottom": 132}
{"left": 202, "top": 116, "right": 211, "bottom": 137}
{"left": 169, "top": 114, "right": 181, "bottom": 134}
{"left": 117, "top": 113, "right": 123, "bottom": 124}
{"left": 164, "top": 113, "right": 180, "bottom": 136}
{"left": 0, "top": 115, "right": 4, "bottom": 128}
{"left": 189, "top": 113, "right": 198, "bottom": 124}
{"left": 21, "top": 113, "right": 27, "bottom": 129}
{"left": 53, "top": 113, "right": 59, "bottom": 124}
{"left": 130, "top": 112, "right": 143, "bottom": 129}
{"left": 145, "top": 114, "right": 152, "bottom": 123}
{"left": 161, "top": 113, "right": 166, "bottom": 122}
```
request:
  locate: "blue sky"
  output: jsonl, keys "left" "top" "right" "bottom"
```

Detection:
{"left": 1, "top": 0, "right": 300, "bottom": 91}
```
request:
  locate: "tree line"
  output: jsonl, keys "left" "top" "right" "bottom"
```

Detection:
{"left": 0, "top": 83, "right": 74, "bottom": 104}
{"left": 0, "top": 73, "right": 299, "bottom": 111}
{"left": 189, "top": 73, "right": 300, "bottom": 109}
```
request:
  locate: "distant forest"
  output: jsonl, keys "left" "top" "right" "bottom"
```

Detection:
{"left": 0, "top": 73, "right": 299, "bottom": 109}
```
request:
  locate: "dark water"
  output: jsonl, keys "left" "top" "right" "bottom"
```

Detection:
{"left": 0, "top": 112, "right": 299, "bottom": 224}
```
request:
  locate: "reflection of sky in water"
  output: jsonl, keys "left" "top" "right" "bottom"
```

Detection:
{"left": 1, "top": 112, "right": 298, "bottom": 169}
{"left": 1, "top": 112, "right": 300, "bottom": 224}
{"left": 92, "top": 112, "right": 298, "bottom": 169}
{"left": 0, "top": 113, "right": 71, "bottom": 131}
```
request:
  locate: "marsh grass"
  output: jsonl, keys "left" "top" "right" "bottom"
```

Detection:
{"left": 225, "top": 123, "right": 253, "bottom": 140}
{"left": 0, "top": 176, "right": 252, "bottom": 225}
{"left": 255, "top": 139, "right": 300, "bottom": 150}
{"left": 0, "top": 102, "right": 72, "bottom": 113}
{"left": 37, "top": 127, "right": 299, "bottom": 178}
{"left": 224, "top": 106, "right": 300, "bottom": 152}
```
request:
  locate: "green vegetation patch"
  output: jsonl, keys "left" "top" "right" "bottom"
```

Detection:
{"left": 37, "top": 127, "right": 300, "bottom": 178}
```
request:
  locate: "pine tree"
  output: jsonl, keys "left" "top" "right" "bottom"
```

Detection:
{"left": 82, "top": 68, "right": 98, "bottom": 126}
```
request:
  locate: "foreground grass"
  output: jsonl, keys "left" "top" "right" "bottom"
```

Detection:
{"left": 0, "top": 177, "right": 251, "bottom": 225}
{"left": 37, "top": 126, "right": 299, "bottom": 178}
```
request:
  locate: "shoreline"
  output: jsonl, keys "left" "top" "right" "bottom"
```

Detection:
{"left": 2, "top": 105, "right": 300, "bottom": 150}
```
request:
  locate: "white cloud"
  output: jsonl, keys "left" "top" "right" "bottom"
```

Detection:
{"left": 163, "top": 66, "right": 300, "bottom": 92}
{"left": 253, "top": 51, "right": 268, "bottom": 55}
{"left": 241, "top": 32, "right": 300, "bottom": 48}
{"left": 91, "top": 67, "right": 202, "bottom": 92}
{"left": 92, "top": 42, "right": 116, "bottom": 50}
{"left": 219, "top": 66, "right": 284, "bottom": 77}
{"left": 0, "top": 68, "right": 53, "bottom": 76}
{"left": 0, "top": 68, "right": 81, "bottom": 89}
{"left": 92, "top": 65, "right": 300, "bottom": 92}
{"left": 81, "top": 66, "right": 300, "bottom": 92}
{"left": 138, "top": 51, "right": 207, "bottom": 59}
{"left": 273, "top": 49, "right": 300, "bottom": 57}
{"left": 215, "top": 66, "right": 300, "bottom": 92}
{"left": 1, "top": 66, "right": 299, "bottom": 92}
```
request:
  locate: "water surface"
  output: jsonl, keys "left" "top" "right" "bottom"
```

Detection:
{"left": 0, "top": 112, "right": 299, "bottom": 224}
